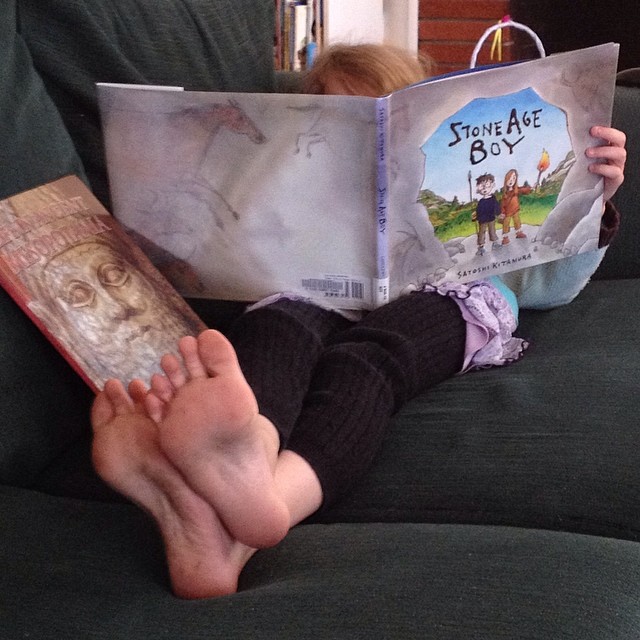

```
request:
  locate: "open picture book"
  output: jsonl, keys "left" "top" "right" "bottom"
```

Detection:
{"left": 0, "top": 176, "right": 206, "bottom": 392}
{"left": 98, "top": 42, "right": 619, "bottom": 311}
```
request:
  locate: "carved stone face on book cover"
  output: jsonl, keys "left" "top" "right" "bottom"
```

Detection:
{"left": 29, "top": 233, "right": 199, "bottom": 385}
{"left": 1, "top": 180, "right": 203, "bottom": 388}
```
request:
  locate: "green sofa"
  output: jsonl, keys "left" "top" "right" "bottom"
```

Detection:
{"left": 2, "top": 1, "right": 640, "bottom": 637}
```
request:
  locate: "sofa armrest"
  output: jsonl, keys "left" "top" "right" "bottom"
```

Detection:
{"left": 17, "top": 0, "right": 276, "bottom": 208}
{"left": 0, "top": 0, "right": 86, "bottom": 200}
{"left": 594, "top": 84, "right": 640, "bottom": 279}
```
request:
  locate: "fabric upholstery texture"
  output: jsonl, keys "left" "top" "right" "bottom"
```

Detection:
{"left": 317, "top": 279, "right": 640, "bottom": 540}
{"left": 1, "top": 2, "right": 640, "bottom": 636}
{"left": 17, "top": 0, "right": 276, "bottom": 206}
{"left": 0, "top": 0, "right": 86, "bottom": 200}
{"left": 596, "top": 85, "right": 640, "bottom": 279}
{"left": 3, "top": 484, "right": 640, "bottom": 639}
{"left": 0, "top": 288, "right": 93, "bottom": 486}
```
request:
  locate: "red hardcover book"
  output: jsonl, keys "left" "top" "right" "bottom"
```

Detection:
{"left": 0, "top": 175, "right": 207, "bottom": 392}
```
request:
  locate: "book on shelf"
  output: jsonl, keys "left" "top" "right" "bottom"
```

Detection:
{"left": 275, "top": 0, "right": 319, "bottom": 71}
{"left": 97, "top": 42, "right": 619, "bottom": 311}
{"left": 0, "top": 175, "right": 207, "bottom": 392}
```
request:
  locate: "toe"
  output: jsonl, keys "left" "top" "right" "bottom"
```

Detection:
{"left": 161, "top": 352, "right": 188, "bottom": 389}
{"left": 151, "top": 371, "right": 176, "bottom": 403}
{"left": 103, "top": 379, "right": 135, "bottom": 416}
{"left": 90, "top": 389, "right": 116, "bottom": 430}
{"left": 180, "top": 334, "right": 209, "bottom": 380}
{"left": 197, "top": 330, "right": 242, "bottom": 379}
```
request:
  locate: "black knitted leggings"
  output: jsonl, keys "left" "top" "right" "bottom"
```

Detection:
{"left": 226, "top": 294, "right": 467, "bottom": 509}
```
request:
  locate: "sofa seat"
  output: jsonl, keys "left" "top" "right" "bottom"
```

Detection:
{"left": 3, "top": 484, "right": 640, "bottom": 639}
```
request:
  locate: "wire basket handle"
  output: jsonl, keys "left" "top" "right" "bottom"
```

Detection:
{"left": 470, "top": 20, "right": 546, "bottom": 69}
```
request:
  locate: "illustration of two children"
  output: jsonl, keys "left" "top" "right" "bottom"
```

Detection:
{"left": 472, "top": 170, "right": 532, "bottom": 256}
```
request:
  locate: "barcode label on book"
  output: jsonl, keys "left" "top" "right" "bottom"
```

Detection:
{"left": 301, "top": 275, "right": 369, "bottom": 301}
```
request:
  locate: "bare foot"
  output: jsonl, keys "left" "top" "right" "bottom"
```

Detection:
{"left": 91, "top": 379, "right": 256, "bottom": 599}
{"left": 147, "top": 330, "right": 291, "bottom": 550}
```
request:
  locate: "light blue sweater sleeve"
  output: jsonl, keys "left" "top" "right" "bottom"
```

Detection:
{"left": 497, "top": 247, "right": 607, "bottom": 311}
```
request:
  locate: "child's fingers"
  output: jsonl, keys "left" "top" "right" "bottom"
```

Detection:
{"left": 587, "top": 144, "right": 627, "bottom": 169}
{"left": 584, "top": 127, "right": 626, "bottom": 203}
{"left": 588, "top": 161, "right": 624, "bottom": 181}
{"left": 589, "top": 159, "right": 625, "bottom": 202}
{"left": 590, "top": 125, "right": 626, "bottom": 148}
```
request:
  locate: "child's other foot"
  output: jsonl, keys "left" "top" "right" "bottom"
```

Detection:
{"left": 149, "top": 330, "right": 291, "bottom": 550}
{"left": 515, "top": 230, "right": 527, "bottom": 239}
{"left": 502, "top": 235, "right": 510, "bottom": 245}
{"left": 91, "top": 379, "right": 256, "bottom": 599}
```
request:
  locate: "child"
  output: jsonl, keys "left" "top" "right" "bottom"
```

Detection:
{"left": 500, "top": 168, "right": 533, "bottom": 244}
{"left": 302, "top": 42, "right": 433, "bottom": 96}
{"left": 472, "top": 172, "right": 502, "bottom": 256}
{"left": 91, "top": 44, "right": 627, "bottom": 599}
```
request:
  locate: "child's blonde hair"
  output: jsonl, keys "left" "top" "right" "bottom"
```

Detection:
{"left": 302, "top": 43, "right": 434, "bottom": 97}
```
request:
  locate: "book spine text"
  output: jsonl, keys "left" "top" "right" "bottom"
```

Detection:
{"left": 374, "top": 97, "right": 390, "bottom": 307}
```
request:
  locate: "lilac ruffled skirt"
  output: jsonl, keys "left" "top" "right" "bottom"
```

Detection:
{"left": 420, "top": 280, "right": 529, "bottom": 373}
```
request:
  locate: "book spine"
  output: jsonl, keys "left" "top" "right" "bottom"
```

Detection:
{"left": 274, "top": 0, "right": 282, "bottom": 70}
{"left": 374, "top": 97, "right": 390, "bottom": 307}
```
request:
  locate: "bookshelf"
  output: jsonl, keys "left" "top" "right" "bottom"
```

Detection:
{"left": 275, "top": 0, "right": 419, "bottom": 71}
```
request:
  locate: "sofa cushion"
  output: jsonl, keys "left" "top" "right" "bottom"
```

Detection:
{"left": 0, "top": 0, "right": 85, "bottom": 200}
{"left": 33, "top": 279, "right": 640, "bottom": 543}
{"left": 2, "top": 485, "right": 640, "bottom": 639}
{"left": 17, "top": 0, "right": 276, "bottom": 207}
{"left": 317, "top": 278, "right": 640, "bottom": 541}
{"left": 0, "top": 288, "right": 93, "bottom": 487}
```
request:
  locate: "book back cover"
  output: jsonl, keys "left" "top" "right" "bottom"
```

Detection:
{"left": 99, "top": 86, "right": 381, "bottom": 310}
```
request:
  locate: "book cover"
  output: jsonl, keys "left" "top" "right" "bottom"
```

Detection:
{"left": 98, "top": 42, "right": 619, "bottom": 311}
{"left": 384, "top": 42, "right": 619, "bottom": 299}
{"left": 0, "top": 176, "right": 207, "bottom": 392}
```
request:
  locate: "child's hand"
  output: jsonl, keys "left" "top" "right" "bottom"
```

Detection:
{"left": 587, "top": 126, "right": 627, "bottom": 203}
